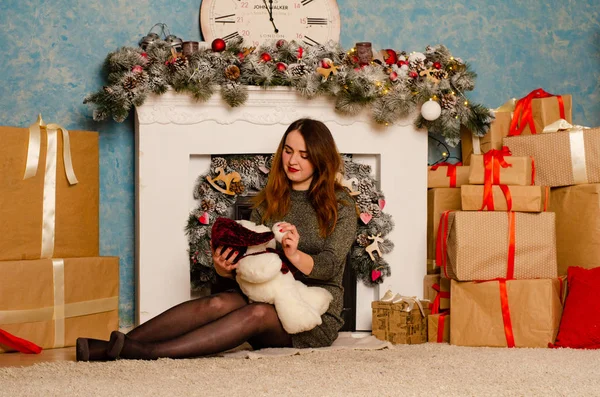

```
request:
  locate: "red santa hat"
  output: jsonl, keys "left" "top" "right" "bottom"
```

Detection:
{"left": 210, "top": 217, "right": 274, "bottom": 252}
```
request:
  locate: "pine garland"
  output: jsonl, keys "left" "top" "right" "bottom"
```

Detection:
{"left": 85, "top": 38, "right": 493, "bottom": 146}
{"left": 185, "top": 155, "right": 393, "bottom": 291}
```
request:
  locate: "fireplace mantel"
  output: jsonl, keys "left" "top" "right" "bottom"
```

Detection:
{"left": 135, "top": 87, "right": 427, "bottom": 330}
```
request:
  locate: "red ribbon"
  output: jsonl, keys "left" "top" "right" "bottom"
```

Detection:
{"left": 498, "top": 280, "right": 516, "bottom": 348}
{"left": 480, "top": 147, "right": 513, "bottom": 210}
{"left": 436, "top": 311, "right": 450, "bottom": 343}
{"left": 506, "top": 212, "right": 516, "bottom": 280}
{"left": 0, "top": 329, "right": 42, "bottom": 354}
{"left": 508, "top": 88, "right": 566, "bottom": 136}
{"left": 435, "top": 210, "right": 453, "bottom": 278}
{"left": 430, "top": 162, "right": 463, "bottom": 188}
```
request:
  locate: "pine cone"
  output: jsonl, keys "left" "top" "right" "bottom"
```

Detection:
{"left": 356, "top": 234, "right": 370, "bottom": 247}
{"left": 215, "top": 202, "right": 228, "bottom": 215}
{"left": 225, "top": 65, "right": 241, "bottom": 81}
{"left": 368, "top": 203, "right": 381, "bottom": 217}
{"left": 201, "top": 198, "right": 216, "bottom": 212}
{"left": 122, "top": 75, "right": 137, "bottom": 90}
{"left": 289, "top": 63, "right": 309, "bottom": 77}
{"left": 441, "top": 93, "right": 457, "bottom": 110}
{"left": 167, "top": 56, "right": 188, "bottom": 73}
{"left": 230, "top": 181, "right": 245, "bottom": 195}
{"left": 212, "top": 157, "right": 227, "bottom": 171}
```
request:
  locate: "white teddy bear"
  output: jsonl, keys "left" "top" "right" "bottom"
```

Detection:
{"left": 231, "top": 220, "right": 333, "bottom": 334}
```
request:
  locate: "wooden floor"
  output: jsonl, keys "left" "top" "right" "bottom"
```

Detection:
{"left": 0, "top": 347, "right": 75, "bottom": 368}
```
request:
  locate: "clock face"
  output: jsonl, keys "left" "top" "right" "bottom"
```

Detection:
{"left": 200, "top": 0, "right": 341, "bottom": 48}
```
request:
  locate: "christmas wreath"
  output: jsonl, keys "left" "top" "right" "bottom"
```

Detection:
{"left": 185, "top": 154, "right": 393, "bottom": 290}
{"left": 85, "top": 37, "right": 493, "bottom": 146}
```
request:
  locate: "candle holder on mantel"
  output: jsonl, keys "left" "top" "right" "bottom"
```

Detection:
{"left": 355, "top": 42, "right": 373, "bottom": 64}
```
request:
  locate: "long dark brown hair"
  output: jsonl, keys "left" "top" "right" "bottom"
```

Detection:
{"left": 254, "top": 118, "right": 345, "bottom": 237}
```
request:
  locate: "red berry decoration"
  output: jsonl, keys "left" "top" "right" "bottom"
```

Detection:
{"left": 383, "top": 49, "right": 398, "bottom": 65}
{"left": 260, "top": 52, "right": 272, "bottom": 62}
{"left": 276, "top": 62, "right": 287, "bottom": 72}
{"left": 276, "top": 39, "right": 287, "bottom": 48}
{"left": 409, "top": 70, "right": 419, "bottom": 78}
{"left": 297, "top": 47, "right": 304, "bottom": 59}
{"left": 434, "top": 62, "right": 442, "bottom": 69}
{"left": 211, "top": 38, "right": 226, "bottom": 52}
{"left": 389, "top": 71, "right": 398, "bottom": 81}
{"left": 132, "top": 65, "right": 143, "bottom": 73}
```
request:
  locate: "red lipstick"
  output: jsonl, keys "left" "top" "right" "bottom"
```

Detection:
{"left": 288, "top": 167, "right": 299, "bottom": 173}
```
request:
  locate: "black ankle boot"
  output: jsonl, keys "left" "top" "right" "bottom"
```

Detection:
{"left": 76, "top": 338, "right": 112, "bottom": 362}
{"left": 107, "top": 331, "right": 125, "bottom": 359}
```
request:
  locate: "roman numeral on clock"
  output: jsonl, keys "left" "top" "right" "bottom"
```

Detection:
{"left": 307, "top": 17, "right": 328, "bottom": 25}
{"left": 301, "top": 0, "right": 315, "bottom": 5}
{"left": 302, "top": 36, "right": 321, "bottom": 47}
{"left": 222, "top": 32, "right": 241, "bottom": 41}
{"left": 215, "top": 14, "right": 235, "bottom": 24}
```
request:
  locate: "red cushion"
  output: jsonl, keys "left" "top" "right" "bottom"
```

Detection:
{"left": 554, "top": 266, "right": 600, "bottom": 349}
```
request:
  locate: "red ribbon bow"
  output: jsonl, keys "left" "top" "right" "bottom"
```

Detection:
{"left": 508, "top": 88, "right": 566, "bottom": 136}
{"left": 480, "top": 147, "right": 513, "bottom": 211}
{"left": 430, "top": 162, "right": 463, "bottom": 188}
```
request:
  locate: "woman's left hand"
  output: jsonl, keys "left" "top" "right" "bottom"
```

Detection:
{"left": 278, "top": 222, "right": 300, "bottom": 261}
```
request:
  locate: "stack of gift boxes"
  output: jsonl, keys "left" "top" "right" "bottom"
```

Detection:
{"left": 418, "top": 89, "right": 593, "bottom": 347}
{"left": 0, "top": 118, "right": 119, "bottom": 353}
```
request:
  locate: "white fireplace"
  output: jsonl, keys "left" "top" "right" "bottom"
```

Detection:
{"left": 135, "top": 87, "right": 427, "bottom": 330}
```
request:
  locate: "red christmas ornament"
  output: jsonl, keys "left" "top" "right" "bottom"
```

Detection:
{"left": 397, "top": 59, "right": 409, "bottom": 67}
{"left": 297, "top": 46, "right": 304, "bottom": 59}
{"left": 409, "top": 70, "right": 419, "bottom": 78}
{"left": 434, "top": 62, "right": 442, "bottom": 69}
{"left": 383, "top": 49, "right": 398, "bottom": 65}
{"left": 260, "top": 52, "right": 272, "bottom": 62}
{"left": 276, "top": 62, "right": 287, "bottom": 72}
{"left": 389, "top": 71, "right": 398, "bottom": 81}
{"left": 211, "top": 38, "right": 226, "bottom": 52}
{"left": 371, "top": 269, "right": 382, "bottom": 282}
{"left": 237, "top": 52, "right": 245, "bottom": 60}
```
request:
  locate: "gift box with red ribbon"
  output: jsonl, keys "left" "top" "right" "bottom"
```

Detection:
{"left": 0, "top": 257, "right": 119, "bottom": 353}
{"left": 436, "top": 211, "right": 557, "bottom": 281}
{"left": 427, "top": 163, "right": 470, "bottom": 188}
{"left": 428, "top": 312, "right": 450, "bottom": 343}
{"left": 0, "top": 119, "right": 99, "bottom": 261}
{"left": 461, "top": 185, "right": 550, "bottom": 212}
{"left": 427, "top": 188, "right": 462, "bottom": 272}
{"left": 450, "top": 278, "right": 564, "bottom": 348}
{"left": 468, "top": 147, "right": 534, "bottom": 187}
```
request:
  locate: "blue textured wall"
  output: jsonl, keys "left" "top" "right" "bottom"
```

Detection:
{"left": 1, "top": 0, "right": 598, "bottom": 328}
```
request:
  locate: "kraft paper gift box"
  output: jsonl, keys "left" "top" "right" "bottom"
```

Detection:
{"left": 450, "top": 278, "right": 564, "bottom": 348}
{"left": 387, "top": 298, "right": 430, "bottom": 345}
{"left": 550, "top": 184, "right": 600, "bottom": 275}
{"left": 0, "top": 120, "right": 99, "bottom": 261}
{"left": 468, "top": 152, "right": 534, "bottom": 186}
{"left": 427, "top": 188, "right": 462, "bottom": 273}
{"left": 461, "top": 185, "right": 550, "bottom": 212}
{"left": 371, "top": 301, "right": 391, "bottom": 342}
{"left": 437, "top": 211, "right": 557, "bottom": 281}
{"left": 428, "top": 313, "right": 450, "bottom": 343}
{"left": 0, "top": 257, "right": 119, "bottom": 352}
{"left": 504, "top": 126, "right": 600, "bottom": 187}
{"left": 427, "top": 164, "right": 470, "bottom": 188}
{"left": 508, "top": 91, "right": 572, "bottom": 137}
{"left": 423, "top": 274, "right": 451, "bottom": 312}
{"left": 460, "top": 103, "right": 514, "bottom": 166}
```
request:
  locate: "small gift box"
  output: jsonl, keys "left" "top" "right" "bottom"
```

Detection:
{"left": 428, "top": 312, "right": 450, "bottom": 343}
{"left": 371, "top": 292, "right": 430, "bottom": 345}
{"left": 468, "top": 148, "right": 534, "bottom": 186}
{"left": 427, "top": 163, "right": 470, "bottom": 188}
{"left": 461, "top": 185, "right": 550, "bottom": 212}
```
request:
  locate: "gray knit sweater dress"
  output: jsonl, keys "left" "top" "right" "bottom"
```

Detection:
{"left": 250, "top": 189, "right": 357, "bottom": 348}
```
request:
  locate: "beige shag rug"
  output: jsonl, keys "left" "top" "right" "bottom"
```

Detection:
{"left": 1, "top": 333, "right": 599, "bottom": 397}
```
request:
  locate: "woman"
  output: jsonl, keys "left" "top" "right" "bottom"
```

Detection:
{"left": 76, "top": 118, "right": 357, "bottom": 361}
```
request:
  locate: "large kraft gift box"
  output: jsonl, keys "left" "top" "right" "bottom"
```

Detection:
{"left": 550, "top": 184, "right": 600, "bottom": 275}
{"left": 0, "top": 125, "right": 99, "bottom": 260}
{"left": 468, "top": 153, "right": 534, "bottom": 186}
{"left": 427, "top": 164, "right": 470, "bottom": 188}
{"left": 461, "top": 185, "right": 550, "bottom": 212}
{"left": 428, "top": 313, "right": 450, "bottom": 343}
{"left": 460, "top": 95, "right": 572, "bottom": 165}
{"left": 427, "top": 188, "right": 462, "bottom": 273}
{"left": 438, "top": 211, "right": 557, "bottom": 281}
{"left": 504, "top": 127, "right": 600, "bottom": 187}
{"left": 0, "top": 257, "right": 119, "bottom": 352}
{"left": 372, "top": 298, "right": 430, "bottom": 344}
{"left": 450, "top": 278, "right": 564, "bottom": 347}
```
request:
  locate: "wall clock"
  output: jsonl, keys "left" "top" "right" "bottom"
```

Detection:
{"left": 200, "top": 0, "right": 341, "bottom": 48}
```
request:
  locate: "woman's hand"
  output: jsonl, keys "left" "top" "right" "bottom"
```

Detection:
{"left": 278, "top": 222, "right": 301, "bottom": 263}
{"left": 212, "top": 246, "right": 240, "bottom": 278}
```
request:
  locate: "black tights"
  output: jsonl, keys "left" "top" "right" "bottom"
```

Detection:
{"left": 117, "top": 291, "right": 292, "bottom": 359}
